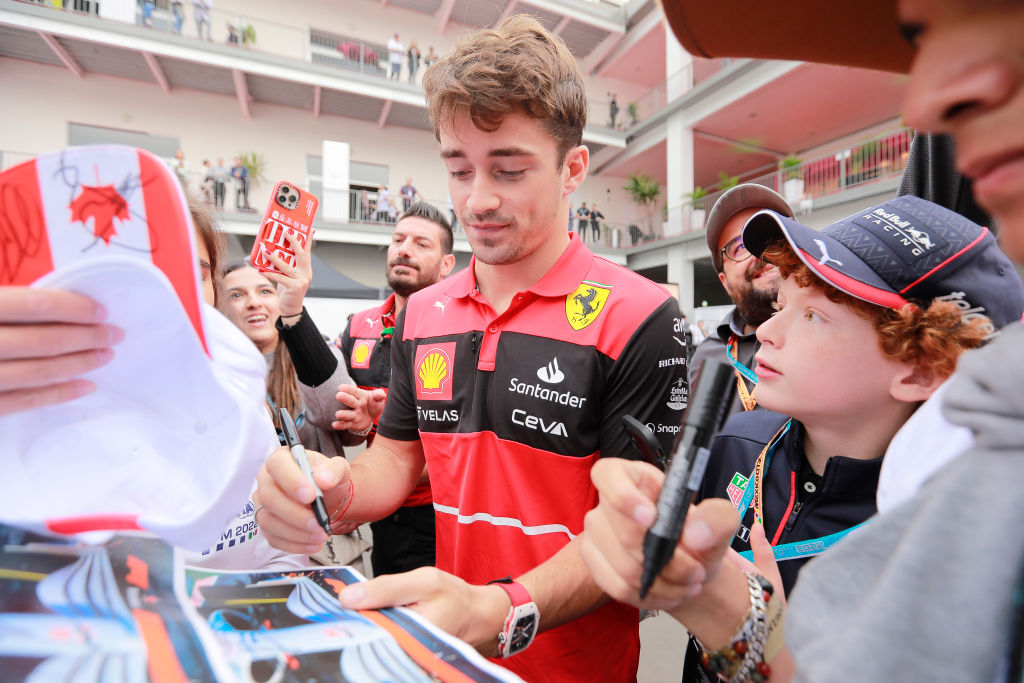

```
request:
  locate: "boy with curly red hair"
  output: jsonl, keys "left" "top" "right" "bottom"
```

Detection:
{"left": 673, "top": 195, "right": 1024, "bottom": 682}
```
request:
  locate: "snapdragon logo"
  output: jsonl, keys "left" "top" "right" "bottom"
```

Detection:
{"left": 537, "top": 357, "right": 564, "bottom": 384}
{"left": 646, "top": 421, "right": 681, "bottom": 435}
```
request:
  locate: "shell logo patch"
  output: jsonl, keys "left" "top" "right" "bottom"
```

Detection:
{"left": 566, "top": 281, "right": 612, "bottom": 331}
{"left": 351, "top": 339, "right": 376, "bottom": 369}
{"left": 415, "top": 342, "right": 455, "bottom": 401}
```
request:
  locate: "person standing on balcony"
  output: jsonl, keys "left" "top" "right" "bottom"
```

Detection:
{"left": 400, "top": 177, "right": 417, "bottom": 212}
{"left": 575, "top": 201, "right": 590, "bottom": 240}
{"left": 212, "top": 157, "right": 227, "bottom": 210}
{"left": 689, "top": 184, "right": 792, "bottom": 419}
{"left": 231, "top": 156, "right": 250, "bottom": 211}
{"left": 407, "top": 41, "right": 421, "bottom": 84}
{"left": 387, "top": 33, "right": 404, "bottom": 81}
{"left": 338, "top": 202, "right": 456, "bottom": 578}
{"left": 191, "top": 0, "right": 212, "bottom": 41}
{"left": 171, "top": 149, "right": 188, "bottom": 189}
{"left": 589, "top": 204, "right": 605, "bottom": 245}
{"left": 360, "top": 190, "right": 370, "bottom": 221}
{"left": 375, "top": 184, "right": 390, "bottom": 223}
{"left": 170, "top": 0, "right": 184, "bottom": 33}
{"left": 608, "top": 93, "right": 619, "bottom": 129}
{"left": 200, "top": 159, "right": 214, "bottom": 203}
{"left": 423, "top": 46, "right": 438, "bottom": 70}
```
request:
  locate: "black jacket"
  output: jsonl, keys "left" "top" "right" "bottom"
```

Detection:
{"left": 681, "top": 409, "right": 882, "bottom": 683}
{"left": 688, "top": 307, "right": 758, "bottom": 420}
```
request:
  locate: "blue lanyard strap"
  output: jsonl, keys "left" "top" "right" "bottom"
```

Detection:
{"left": 738, "top": 521, "right": 868, "bottom": 562}
{"left": 726, "top": 336, "right": 759, "bottom": 385}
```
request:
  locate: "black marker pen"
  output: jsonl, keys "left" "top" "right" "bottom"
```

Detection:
{"left": 639, "top": 359, "right": 732, "bottom": 599}
{"left": 279, "top": 407, "right": 332, "bottom": 537}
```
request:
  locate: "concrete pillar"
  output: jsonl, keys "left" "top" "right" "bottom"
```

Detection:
{"left": 666, "top": 243, "right": 695, "bottom": 313}
{"left": 665, "top": 27, "right": 694, "bottom": 240}
{"left": 322, "top": 140, "right": 350, "bottom": 222}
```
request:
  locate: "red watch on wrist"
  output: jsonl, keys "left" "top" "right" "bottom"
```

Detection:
{"left": 490, "top": 579, "right": 539, "bottom": 658}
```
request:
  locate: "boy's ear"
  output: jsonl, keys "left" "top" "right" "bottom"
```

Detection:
{"left": 889, "top": 363, "right": 945, "bottom": 404}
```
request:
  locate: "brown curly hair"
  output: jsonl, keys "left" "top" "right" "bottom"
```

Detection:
{"left": 762, "top": 241, "right": 990, "bottom": 380}
{"left": 422, "top": 15, "right": 587, "bottom": 166}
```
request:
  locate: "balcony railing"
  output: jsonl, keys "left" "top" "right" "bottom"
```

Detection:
{"left": 621, "top": 57, "right": 733, "bottom": 130}
{"left": 648, "top": 127, "right": 917, "bottom": 245}
{"left": 15, "top": 1, "right": 632, "bottom": 132}
{"left": 172, "top": 169, "right": 460, "bottom": 233}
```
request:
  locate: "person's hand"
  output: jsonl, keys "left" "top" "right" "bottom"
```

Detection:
{"left": 745, "top": 521, "right": 787, "bottom": 606}
{"left": 332, "top": 384, "right": 386, "bottom": 433}
{"left": 255, "top": 445, "right": 351, "bottom": 554}
{"left": 262, "top": 229, "right": 313, "bottom": 318}
{"left": 0, "top": 287, "right": 123, "bottom": 417}
{"left": 339, "top": 567, "right": 510, "bottom": 654}
{"left": 580, "top": 458, "right": 739, "bottom": 612}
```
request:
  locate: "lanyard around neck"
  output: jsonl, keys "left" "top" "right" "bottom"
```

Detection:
{"left": 736, "top": 419, "right": 792, "bottom": 526}
{"left": 735, "top": 418, "right": 870, "bottom": 563}
{"left": 727, "top": 334, "right": 758, "bottom": 411}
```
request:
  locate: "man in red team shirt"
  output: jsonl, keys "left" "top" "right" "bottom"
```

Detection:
{"left": 255, "top": 16, "right": 687, "bottom": 681}
{"left": 338, "top": 201, "right": 455, "bottom": 576}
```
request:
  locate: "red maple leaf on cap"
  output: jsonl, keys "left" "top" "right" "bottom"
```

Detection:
{"left": 69, "top": 184, "right": 130, "bottom": 245}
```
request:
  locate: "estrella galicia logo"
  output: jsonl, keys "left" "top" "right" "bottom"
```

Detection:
{"left": 566, "top": 281, "right": 611, "bottom": 331}
{"left": 351, "top": 339, "right": 376, "bottom": 369}
{"left": 666, "top": 377, "right": 687, "bottom": 410}
{"left": 537, "top": 357, "right": 564, "bottom": 384}
{"left": 415, "top": 342, "right": 455, "bottom": 401}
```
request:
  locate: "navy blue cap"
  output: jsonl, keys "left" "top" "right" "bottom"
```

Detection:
{"left": 742, "top": 195, "right": 1024, "bottom": 335}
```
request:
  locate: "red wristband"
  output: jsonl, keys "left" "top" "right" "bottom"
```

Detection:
{"left": 328, "top": 479, "right": 355, "bottom": 532}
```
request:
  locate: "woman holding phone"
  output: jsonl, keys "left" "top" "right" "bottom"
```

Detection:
{"left": 218, "top": 229, "right": 377, "bottom": 570}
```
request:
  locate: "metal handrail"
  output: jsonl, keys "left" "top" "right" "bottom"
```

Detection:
{"left": 621, "top": 57, "right": 732, "bottom": 129}
{"left": 611, "top": 127, "right": 917, "bottom": 251}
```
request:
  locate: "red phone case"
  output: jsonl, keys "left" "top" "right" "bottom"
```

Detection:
{"left": 250, "top": 180, "right": 319, "bottom": 274}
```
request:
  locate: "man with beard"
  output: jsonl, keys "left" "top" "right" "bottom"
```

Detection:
{"left": 690, "top": 184, "right": 793, "bottom": 417}
{"left": 338, "top": 201, "right": 455, "bottom": 575}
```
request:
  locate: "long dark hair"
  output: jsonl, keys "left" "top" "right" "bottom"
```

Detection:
{"left": 220, "top": 260, "right": 300, "bottom": 428}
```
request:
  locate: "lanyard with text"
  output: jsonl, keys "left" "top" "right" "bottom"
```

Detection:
{"left": 726, "top": 334, "right": 758, "bottom": 411}
{"left": 736, "top": 419, "right": 792, "bottom": 527}
{"left": 737, "top": 522, "right": 868, "bottom": 563}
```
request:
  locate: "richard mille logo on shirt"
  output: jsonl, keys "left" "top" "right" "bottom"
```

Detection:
{"left": 536, "top": 357, "right": 564, "bottom": 384}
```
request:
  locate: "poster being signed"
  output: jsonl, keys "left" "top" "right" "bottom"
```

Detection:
{"left": 0, "top": 525, "right": 522, "bottom": 682}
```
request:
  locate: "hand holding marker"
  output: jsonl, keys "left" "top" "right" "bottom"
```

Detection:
{"left": 639, "top": 359, "right": 733, "bottom": 598}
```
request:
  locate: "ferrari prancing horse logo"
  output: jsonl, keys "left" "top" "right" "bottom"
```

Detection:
{"left": 566, "top": 281, "right": 612, "bottom": 331}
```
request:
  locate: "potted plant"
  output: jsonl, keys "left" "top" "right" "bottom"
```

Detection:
{"left": 781, "top": 156, "right": 804, "bottom": 202}
{"left": 239, "top": 151, "right": 266, "bottom": 187}
{"left": 624, "top": 172, "right": 661, "bottom": 237}
{"left": 242, "top": 23, "right": 256, "bottom": 48}
{"left": 716, "top": 171, "right": 739, "bottom": 191}
{"left": 685, "top": 186, "right": 708, "bottom": 229}
{"left": 627, "top": 102, "right": 639, "bottom": 126}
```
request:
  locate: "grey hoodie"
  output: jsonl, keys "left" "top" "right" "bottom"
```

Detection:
{"left": 787, "top": 321, "right": 1024, "bottom": 682}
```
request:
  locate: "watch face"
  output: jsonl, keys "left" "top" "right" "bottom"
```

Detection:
{"left": 509, "top": 614, "right": 538, "bottom": 653}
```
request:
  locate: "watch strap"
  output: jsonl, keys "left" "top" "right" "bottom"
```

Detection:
{"left": 495, "top": 580, "right": 532, "bottom": 607}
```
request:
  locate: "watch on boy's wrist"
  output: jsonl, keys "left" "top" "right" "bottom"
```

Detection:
{"left": 490, "top": 578, "right": 539, "bottom": 658}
